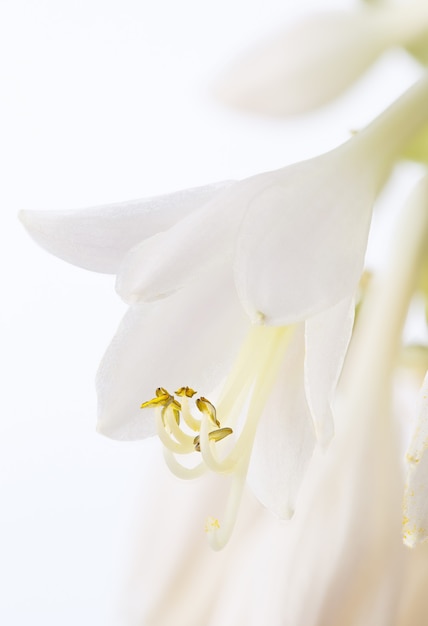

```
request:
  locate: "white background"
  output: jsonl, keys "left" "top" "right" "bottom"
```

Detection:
{"left": 0, "top": 0, "right": 424, "bottom": 623}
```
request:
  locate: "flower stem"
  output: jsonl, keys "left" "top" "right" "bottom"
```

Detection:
{"left": 348, "top": 73, "right": 428, "bottom": 188}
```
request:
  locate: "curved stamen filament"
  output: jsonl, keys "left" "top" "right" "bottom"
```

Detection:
{"left": 180, "top": 397, "right": 202, "bottom": 431}
{"left": 205, "top": 464, "right": 249, "bottom": 551}
{"left": 199, "top": 415, "right": 238, "bottom": 473}
{"left": 215, "top": 326, "right": 268, "bottom": 421}
{"left": 201, "top": 328, "right": 293, "bottom": 547}
{"left": 200, "top": 326, "right": 292, "bottom": 473}
{"left": 155, "top": 409, "right": 194, "bottom": 454}
{"left": 162, "top": 405, "right": 196, "bottom": 449}
{"left": 142, "top": 323, "right": 294, "bottom": 548}
{"left": 163, "top": 448, "right": 206, "bottom": 480}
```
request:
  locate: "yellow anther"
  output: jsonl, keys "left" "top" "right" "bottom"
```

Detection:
{"left": 196, "top": 397, "right": 220, "bottom": 427}
{"left": 209, "top": 427, "right": 233, "bottom": 442}
{"left": 141, "top": 393, "right": 171, "bottom": 409}
{"left": 175, "top": 386, "right": 197, "bottom": 398}
{"left": 204, "top": 517, "right": 220, "bottom": 533}
{"left": 141, "top": 388, "right": 181, "bottom": 411}
{"left": 193, "top": 427, "right": 233, "bottom": 452}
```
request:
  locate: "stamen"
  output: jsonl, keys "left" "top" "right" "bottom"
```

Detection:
{"left": 163, "top": 448, "right": 206, "bottom": 480}
{"left": 205, "top": 468, "right": 248, "bottom": 551}
{"left": 196, "top": 397, "right": 220, "bottom": 427}
{"left": 205, "top": 517, "right": 220, "bottom": 532}
{"left": 181, "top": 397, "right": 202, "bottom": 431}
{"left": 162, "top": 406, "right": 195, "bottom": 449}
{"left": 193, "top": 427, "right": 233, "bottom": 452}
{"left": 155, "top": 409, "right": 194, "bottom": 455}
{"left": 140, "top": 392, "right": 171, "bottom": 408}
{"left": 175, "top": 386, "right": 197, "bottom": 398}
{"left": 140, "top": 324, "right": 294, "bottom": 549}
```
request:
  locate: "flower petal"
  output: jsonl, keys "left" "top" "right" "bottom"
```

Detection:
{"left": 115, "top": 173, "right": 274, "bottom": 303}
{"left": 234, "top": 152, "right": 375, "bottom": 325}
{"left": 247, "top": 325, "right": 316, "bottom": 519}
{"left": 96, "top": 262, "right": 248, "bottom": 440}
{"left": 214, "top": 10, "right": 391, "bottom": 116}
{"left": 19, "top": 181, "right": 233, "bottom": 274}
{"left": 281, "top": 390, "right": 404, "bottom": 626}
{"left": 403, "top": 371, "right": 428, "bottom": 547}
{"left": 304, "top": 295, "right": 355, "bottom": 448}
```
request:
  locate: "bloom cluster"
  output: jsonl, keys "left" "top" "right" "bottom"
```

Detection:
{"left": 20, "top": 0, "right": 428, "bottom": 622}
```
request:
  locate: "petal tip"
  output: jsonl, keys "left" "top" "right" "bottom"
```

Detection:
{"left": 278, "top": 504, "right": 295, "bottom": 521}
{"left": 18, "top": 209, "right": 38, "bottom": 233}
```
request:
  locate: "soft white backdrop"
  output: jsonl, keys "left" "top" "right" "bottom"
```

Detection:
{"left": 0, "top": 0, "right": 424, "bottom": 623}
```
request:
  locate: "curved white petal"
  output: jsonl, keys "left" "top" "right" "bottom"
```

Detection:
{"left": 19, "top": 181, "right": 233, "bottom": 274}
{"left": 115, "top": 173, "right": 275, "bottom": 303}
{"left": 403, "top": 371, "right": 428, "bottom": 547}
{"left": 234, "top": 151, "right": 375, "bottom": 325}
{"left": 215, "top": 4, "right": 428, "bottom": 117}
{"left": 248, "top": 325, "right": 316, "bottom": 519}
{"left": 96, "top": 262, "right": 249, "bottom": 440}
{"left": 116, "top": 79, "right": 428, "bottom": 307}
{"left": 304, "top": 295, "right": 355, "bottom": 448}
{"left": 214, "top": 10, "right": 392, "bottom": 116}
{"left": 280, "top": 390, "right": 404, "bottom": 626}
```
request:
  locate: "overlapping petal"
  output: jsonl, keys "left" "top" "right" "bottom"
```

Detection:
{"left": 234, "top": 152, "right": 375, "bottom": 324}
{"left": 247, "top": 296, "right": 355, "bottom": 519}
{"left": 116, "top": 144, "right": 380, "bottom": 319}
{"left": 19, "top": 181, "right": 233, "bottom": 273}
{"left": 304, "top": 295, "right": 355, "bottom": 447}
{"left": 117, "top": 75, "right": 428, "bottom": 320}
{"left": 115, "top": 172, "right": 276, "bottom": 303}
{"left": 96, "top": 262, "right": 248, "bottom": 440}
{"left": 247, "top": 325, "right": 316, "bottom": 519}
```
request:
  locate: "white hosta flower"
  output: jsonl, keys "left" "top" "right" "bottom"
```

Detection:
{"left": 119, "top": 181, "right": 428, "bottom": 625}
{"left": 20, "top": 77, "right": 428, "bottom": 547}
{"left": 215, "top": 2, "right": 428, "bottom": 116}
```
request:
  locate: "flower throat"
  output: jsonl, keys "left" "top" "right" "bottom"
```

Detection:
{"left": 141, "top": 324, "right": 292, "bottom": 549}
